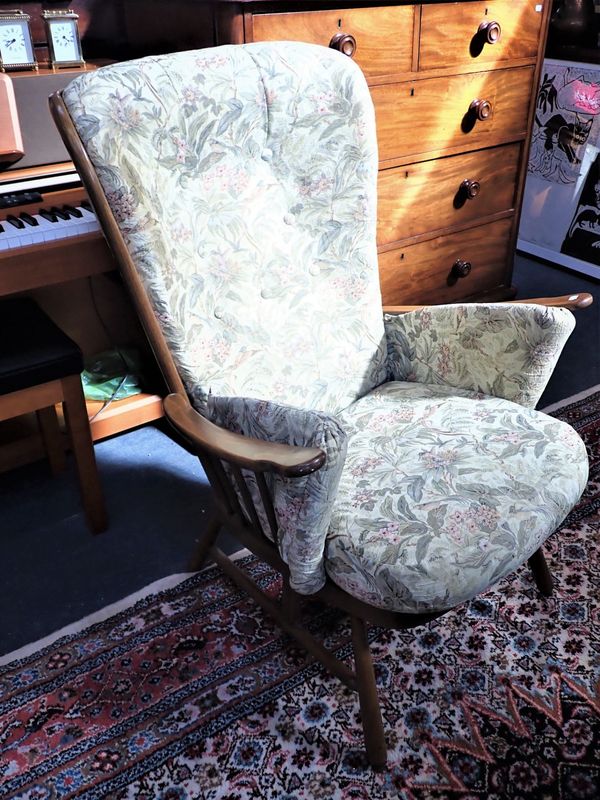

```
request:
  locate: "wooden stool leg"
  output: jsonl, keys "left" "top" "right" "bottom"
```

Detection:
{"left": 61, "top": 374, "right": 108, "bottom": 534}
{"left": 37, "top": 405, "right": 66, "bottom": 475}
{"left": 351, "top": 615, "right": 387, "bottom": 770}
{"left": 528, "top": 547, "right": 553, "bottom": 597}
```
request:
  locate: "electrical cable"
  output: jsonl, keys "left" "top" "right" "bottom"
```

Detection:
{"left": 85, "top": 276, "right": 136, "bottom": 419}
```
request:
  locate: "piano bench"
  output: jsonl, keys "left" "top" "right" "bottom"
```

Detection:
{"left": 0, "top": 297, "right": 107, "bottom": 534}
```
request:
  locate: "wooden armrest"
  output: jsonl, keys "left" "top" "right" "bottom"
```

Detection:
{"left": 383, "top": 292, "right": 593, "bottom": 314}
{"left": 164, "top": 393, "right": 326, "bottom": 478}
{"left": 513, "top": 293, "right": 593, "bottom": 310}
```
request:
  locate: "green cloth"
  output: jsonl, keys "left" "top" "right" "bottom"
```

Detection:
{"left": 81, "top": 349, "right": 142, "bottom": 402}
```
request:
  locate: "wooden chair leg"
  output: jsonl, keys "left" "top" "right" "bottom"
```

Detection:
{"left": 213, "top": 545, "right": 357, "bottom": 688}
{"left": 351, "top": 615, "right": 387, "bottom": 770}
{"left": 528, "top": 547, "right": 553, "bottom": 597}
{"left": 189, "top": 514, "right": 221, "bottom": 570}
{"left": 37, "top": 405, "right": 66, "bottom": 475}
{"left": 61, "top": 374, "right": 108, "bottom": 534}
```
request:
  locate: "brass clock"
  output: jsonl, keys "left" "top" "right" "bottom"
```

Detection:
{"left": 0, "top": 10, "right": 37, "bottom": 72}
{"left": 43, "top": 9, "right": 85, "bottom": 69}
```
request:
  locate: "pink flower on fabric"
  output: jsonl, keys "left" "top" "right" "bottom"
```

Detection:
{"left": 277, "top": 497, "right": 304, "bottom": 529}
{"left": 109, "top": 93, "right": 141, "bottom": 130}
{"left": 436, "top": 343, "right": 452, "bottom": 377}
{"left": 106, "top": 189, "right": 136, "bottom": 223}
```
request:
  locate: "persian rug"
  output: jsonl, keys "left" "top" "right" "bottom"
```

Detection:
{"left": 1, "top": 390, "right": 599, "bottom": 800}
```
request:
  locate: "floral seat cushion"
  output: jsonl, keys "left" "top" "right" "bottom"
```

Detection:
{"left": 326, "top": 382, "right": 588, "bottom": 614}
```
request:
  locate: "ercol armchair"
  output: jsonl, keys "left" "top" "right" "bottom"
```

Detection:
{"left": 51, "top": 42, "right": 590, "bottom": 769}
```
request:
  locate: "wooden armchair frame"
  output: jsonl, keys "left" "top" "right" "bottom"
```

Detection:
{"left": 51, "top": 90, "right": 592, "bottom": 769}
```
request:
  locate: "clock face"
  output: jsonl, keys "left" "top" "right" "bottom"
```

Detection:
{"left": 49, "top": 20, "right": 82, "bottom": 64}
{"left": 0, "top": 21, "right": 34, "bottom": 67}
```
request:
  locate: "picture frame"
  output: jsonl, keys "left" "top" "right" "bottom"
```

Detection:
{"left": 518, "top": 58, "right": 600, "bottom": 280}
{"left": 42, "top": 9, "right": 85, "bottom": 69}
{"left": 0, "top": 10, "right": 37, "bottom": 72}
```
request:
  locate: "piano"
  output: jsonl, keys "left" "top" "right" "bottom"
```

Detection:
{"left": 0, "top": 163, "right": 111, "bottom": 295}
{"left": 0, "top": 68, "right": 163, "bottom": 465}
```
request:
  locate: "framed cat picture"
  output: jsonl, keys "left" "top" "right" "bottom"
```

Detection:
{"left": 518, "top": 58, "right": 600, "bottom": 279}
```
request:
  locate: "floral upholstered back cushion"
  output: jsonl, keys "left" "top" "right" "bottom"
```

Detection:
{"left": 62, "top": 42, "right": 387, "bottom": 416}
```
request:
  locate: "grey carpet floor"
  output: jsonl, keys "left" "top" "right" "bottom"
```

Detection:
{"left": 0, "top": 424, "right": 239, "bottom": 656}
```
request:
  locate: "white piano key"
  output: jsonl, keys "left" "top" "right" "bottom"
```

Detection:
{"left": 0, "top": 204, "right": 100, "bottom": 252}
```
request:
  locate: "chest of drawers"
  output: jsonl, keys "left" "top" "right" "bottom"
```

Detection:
{"left": 212, "top": 0, "right": 551, "bottom": 305}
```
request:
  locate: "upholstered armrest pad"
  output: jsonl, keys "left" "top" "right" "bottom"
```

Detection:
{"left": 164, "top": 393, "right": 325, "bottom": 476}
{"left": 207, "top": 395, "right": 347, "bottom": 594}
{"left": 384, "top": 303, "right": 575, "bottom": 408}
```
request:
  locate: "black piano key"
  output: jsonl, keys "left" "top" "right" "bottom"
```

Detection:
{"left": 81, "top": 200, "right": 94, "bottom": 213}
{"left": 6, "top": 215, "right": 25, "bottom": 229}
{"left": 49, "top": 206, "right": 70, "bottom": 221}
{"left": 19, "top": 212, "right": 39, "bottom": 227}
{"left": 39, "top": 209, "right": 59, "bottom": 223}
{"left": 0, "top": 223, "right": 4, "bottom": 233}
{"left": 63, "top": 204, "right": 83, "bottom": 218}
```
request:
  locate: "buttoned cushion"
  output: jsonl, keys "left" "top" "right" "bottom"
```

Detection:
{"left": 325, "top": 382, "right": 588, "bottom": 614}
{"left": 62, "top": 43, "right": 387, "bottom": 418}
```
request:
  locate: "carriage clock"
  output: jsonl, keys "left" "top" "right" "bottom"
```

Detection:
{"left": 42, "top": 9, "right": 85, "bottom": 69}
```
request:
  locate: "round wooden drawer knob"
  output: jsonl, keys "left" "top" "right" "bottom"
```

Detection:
{"left": 478, "top": 20, "right": 502, "bottom": 44}
{"left": 469, "top": 98, "right": 493, "bottom": 121}
{"left": 461, "top": 178, "right": 481, "bottom": 199}
{"left": 329, "top": 32, "right": 357, "bottom": 58}
{"left": 452, "top": 259, "right": 472, "bottom": 278}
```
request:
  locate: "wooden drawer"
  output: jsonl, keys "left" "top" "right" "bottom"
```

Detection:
{"left": 377, "top": 143, "right": 520, "bottom": 245}
{"left": 378, "top": 218, "right": 513, "bottom": 304}
{"left": 250, "top": 6, "right": 414, "bottom": 79}
{"left": 420, "top": 1, "right": 544, "bottom": 71}
{"left": 373, "top": 66, "right": 534, "bottom": 162}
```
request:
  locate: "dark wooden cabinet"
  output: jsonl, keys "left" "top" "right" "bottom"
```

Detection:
{"left": 212, "top": 0, "right": 552, "bottom": 305}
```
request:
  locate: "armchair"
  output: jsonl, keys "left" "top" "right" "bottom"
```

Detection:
{"left": 50, "top": 42, "right": 589, "bottom": 769}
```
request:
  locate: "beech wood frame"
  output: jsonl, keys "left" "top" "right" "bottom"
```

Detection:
{"left": 0, "top": 373, "right": 107, "bottom": 534}
{"left": 50, "top": 90, "right": 592, "bottom": 768}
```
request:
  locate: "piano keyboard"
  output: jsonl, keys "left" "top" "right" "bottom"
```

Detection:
{"left": 0, "top": 201, "right": 100, "bottom": 251}
{"left": 0, "top": 172, "right": 115, "bottom": 295}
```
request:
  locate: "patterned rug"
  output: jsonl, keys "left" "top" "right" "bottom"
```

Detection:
{"left": 1, "top": 390, "right": 599, "bottom": 799}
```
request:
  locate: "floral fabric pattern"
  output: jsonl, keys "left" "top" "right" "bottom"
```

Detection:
{"left": 61, "top": 42, "right": 589, "bottom": 612}
{"left": 385, "top": 304, "right": 575, "bottom": 408}
{"left": 326, "top": 382, "right": 588, "bottom": 613}
{"left": 62, "top": 42, "right": 387, "bottom": 417}
{"left": 207, "top": 395, "right": 347, "bottom": 594}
